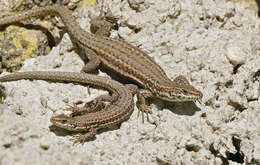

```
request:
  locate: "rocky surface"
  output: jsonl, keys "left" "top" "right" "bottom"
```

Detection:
{"left": 0, "top": 0, "right": 259, "bottom": 164}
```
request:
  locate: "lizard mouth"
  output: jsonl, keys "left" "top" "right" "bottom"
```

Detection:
{"left": 50, "top": 114, "right": 71, "bottom": 129}
{"left": 157, "top": 97, "right": 196, "bottom": 102}
{"left": 158, "top": 93, "right": 202, "bottom": 102}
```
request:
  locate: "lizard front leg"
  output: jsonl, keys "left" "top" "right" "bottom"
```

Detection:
{"left": 136, "top": 89, "right": 154, "bottom": 122}
{"left": 73, "top": 127, "right": 98, "bottom": 143}
{"left": 89, "top": 7, "right": 116, "bottom": 37}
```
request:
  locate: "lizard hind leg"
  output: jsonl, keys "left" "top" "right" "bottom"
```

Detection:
{"left": 65, "top": 92, "right": 118, "bottom": 117}
{"left": 89, "top": 0, "right": 118, "bottom": 37}
{"left": 89, "top": 15, "right": 114, "bottom": 37}
{"left": 64, "top": 99, "right": 106, "bottom": 117}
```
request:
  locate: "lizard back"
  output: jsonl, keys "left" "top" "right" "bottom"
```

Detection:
{"left": 0, "top": 5, "right": 174, "bottom": 92}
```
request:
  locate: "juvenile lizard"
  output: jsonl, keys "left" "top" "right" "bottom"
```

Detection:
{"left": 0, "top": 71, "right": 137, "bottom": 142}
{"left": 0, "top": 5, "right": 203, "bottom": 121}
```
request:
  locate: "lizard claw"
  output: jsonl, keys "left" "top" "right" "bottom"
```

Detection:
{"left": 137, "top": 104, "right": 152, "bottom": 123}
{"left": 72, "top": 128, "right": 97, "bottom": 144}
{"left": 64, "top": 99, "right": 106, "bottom": 117}
{"left": 64, "top": 103, "right": 82, "bottom": 114}
{"left": 72, "top": 134, "right": 86, "bottom": 144}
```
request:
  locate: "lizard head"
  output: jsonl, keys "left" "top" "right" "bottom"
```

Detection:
{"left": 50, "top": 114, "right": 80, "bottom": 131}
{"left": 157, "top": 75, "right": 203, "bottom": 102}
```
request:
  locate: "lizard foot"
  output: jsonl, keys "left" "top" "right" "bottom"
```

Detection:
{"left": 72, "top": 128, "right": 97, "bottom": 144}
{"left": 64, "top": 99, "right": 106, "bottom": 117}
{"left": 137, "top": 104, "right": 152, "bottom": 123}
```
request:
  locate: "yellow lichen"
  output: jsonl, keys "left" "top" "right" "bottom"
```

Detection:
{"left": 2, "top": 26, "right": 39, "bottom": 71}
{"left": 80, "top": 0, "right": 97, "bottom": 6}
{"left": 21, "top": 30, "right": 38, "bottom": 58}
{"left": 12, "top": 0, "right": 25, "bottom": 10}
{"left": 0, "top": 33, "right": 4, "bottom": 41}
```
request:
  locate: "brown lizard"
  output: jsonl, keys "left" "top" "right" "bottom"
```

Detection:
{"left": 0, "top": 71, "right": 137, "bottom": 142}
{"left": 0, "top": 5, "right": 203, "bottom": 121}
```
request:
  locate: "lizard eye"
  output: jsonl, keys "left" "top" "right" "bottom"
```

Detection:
{"left": 61, "top": 120, "right": 68, "bottom": 124}
{"left": 182, "top": 89, "right": 188, "bottom": 95}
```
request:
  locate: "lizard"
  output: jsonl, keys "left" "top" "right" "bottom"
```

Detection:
{"left": 0, "top": 71, "right": 137, "bottom": 142}
{"left": 0, "top": 5, "right": 203, "bottom": 121}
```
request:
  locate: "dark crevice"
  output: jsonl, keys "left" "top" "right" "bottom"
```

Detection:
{"left": 224, "top": 79, "right": 233, "bottom": 88}
{"left": 233, "top": 64, "right": 242, "bottom": 74}
{"left": 226, "top": 137, "right": 244, "bottom": 164}
{"left": 253, "top": 69, "right": 260, "bottom": 79}
{"left": 227, "top": 152, "right": 244, "bottom": 164}
{"left": 1, "top": 22, "right": 57, "bottom": 48}
{"left": 209, "top": 136, "right": 245, "bottom": 164}
{"left": 22, "top": 24, "right": 57, "bottom": 48}
{"left": 227, "top": 100, "right": 246, "bottom": 112}
{"left": 185, "top": 144, "right": 200, "bottom": 152}
{"left": 256, "top": 0, "right": 260, "bottom": 17}
{"left": 209, "top": 144, "right": 229, "bottom": 165}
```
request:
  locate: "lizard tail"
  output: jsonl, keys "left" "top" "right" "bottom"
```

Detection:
{"left": 0, "top": 5, "right": 72, "bottom": 26}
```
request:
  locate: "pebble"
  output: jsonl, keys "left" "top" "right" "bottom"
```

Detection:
{"left": 40, "top": 138, "right": 50, "bottom": 150}
{"left": 226, "top": 46, "right": 247, "bottom": 66}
